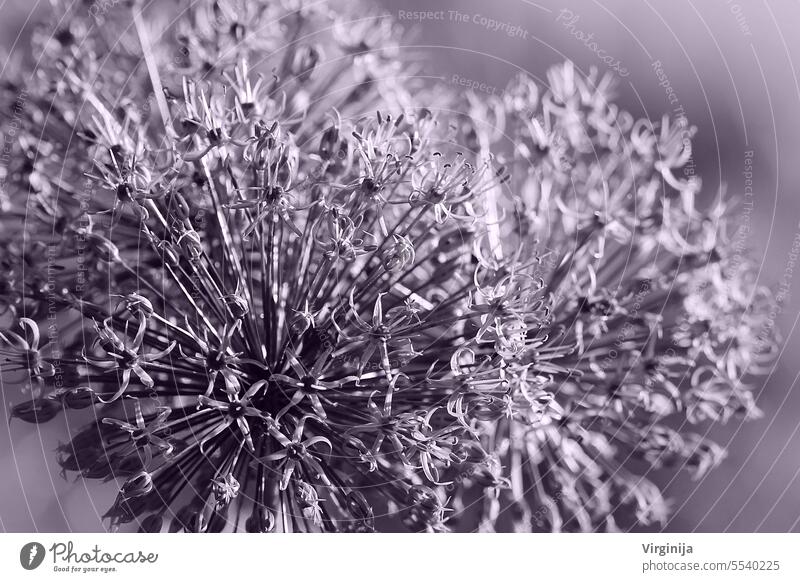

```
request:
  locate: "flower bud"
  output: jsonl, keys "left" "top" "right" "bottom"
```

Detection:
{"left": 85, "top": 232, "right": 122, "bottom": 264}
{"left": 289, "top": 307, "right": 314, "bottom": 336}
{"left": 345, "top": 490, "right": 374, "bottom": 524}
{"left": 318, "top": 124, "right": 340, "bottom": 161}
{"left": 212, "top": 473, "right": 240, "bottom": 507}
{"left": 10, "top": 398, "right": 62, "bottom": 423}
{"left": 120, "top": 471, "right": 154, "bottom": 500}
{"left": 52, "top": 386, "right": 97, "bottom": 410}
{"left": 115, "top": 293, "right": 154, "bottom": 318}
{"left": 245, "top": 506, "right": 275, "bottom": 533}
{"left": 382, "top": 235, "right": 415, "bottom": 272}
{"left": 290, "top": 44, "right": 321, "bottom": 83}
{"left": 222, "top": 293, "right": 249, "bottom": 319}
{"left": 174, "top": 225, "right": 203, "bottom": 261}
{"left": 402, "top": 485, "right": 447, "bottom": 531}
{"left": 169, "top": 504, "right": 205, "bottom": 533}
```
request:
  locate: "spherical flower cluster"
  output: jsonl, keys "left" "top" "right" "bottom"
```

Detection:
{"left": 0, "top": 0, "right": 775, "bottom": 532}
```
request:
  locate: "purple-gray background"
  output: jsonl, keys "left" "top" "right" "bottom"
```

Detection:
{"left": 1, "top": 0, "right": 799, "bottom": 532}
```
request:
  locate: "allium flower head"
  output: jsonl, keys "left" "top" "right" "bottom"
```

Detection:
{"left": 0, "top": 0, "right": 775, "bottom": 532}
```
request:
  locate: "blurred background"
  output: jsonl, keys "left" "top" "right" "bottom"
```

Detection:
{"left": 2, "top": 0, "right": 799, "bottom": 532}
